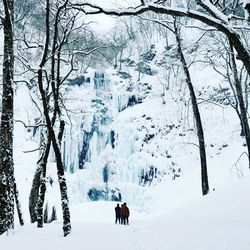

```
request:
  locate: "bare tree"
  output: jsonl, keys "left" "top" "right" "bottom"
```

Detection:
{"left": 140, "top": 14, "right": 210, "bottom": 195}
{"left": 228, "top": 41, "right": 250, "bottom": 159}
{"left": 13, "top": 0, "right": 106, "bottom": 232}
{"left": 0, "top": 0, "right": 24, "bottom": 235}
{"left": 34, "top": 0, "right": 71, "bottom": 236}
{"left": 198, "top": 31, "right": 250, "bottom": 156}
{"left": 173, "top": 19, "right": 209, "bottom": 195}
{"left": 17, "top": 0, "right": 73, "bottom": 236}
{"left": 71, "top": 1, "right": 250, "bottom": 76}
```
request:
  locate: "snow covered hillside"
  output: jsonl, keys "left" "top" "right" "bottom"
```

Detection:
{"left": 2, "top": 176, "right": 250, "bottom": 250}
{"left": 12, "top": 39, "right": 250, "bottom": 223}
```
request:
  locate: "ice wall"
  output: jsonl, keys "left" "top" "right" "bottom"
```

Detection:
{"left": 62, "top": 70, "right": 171, "bottom": 208}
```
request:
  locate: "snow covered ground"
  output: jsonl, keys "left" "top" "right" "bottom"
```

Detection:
{"left": 2, "top": 176, "right": 250, "bottom": 250}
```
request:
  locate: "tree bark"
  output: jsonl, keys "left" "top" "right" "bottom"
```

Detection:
{"left": 0, "top": 0, "right": 15, "bottom": 235}
{"left": 174, "top": 20, "right": 209, "bottom": 195}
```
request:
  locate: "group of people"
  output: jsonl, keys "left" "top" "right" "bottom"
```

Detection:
{"left": 115, "top": 203, "right": 130, "bottom": 225}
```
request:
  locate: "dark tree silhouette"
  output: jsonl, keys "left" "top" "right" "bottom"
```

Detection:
{"left": 0, "top": 0, "right": 15, "bottom": 235}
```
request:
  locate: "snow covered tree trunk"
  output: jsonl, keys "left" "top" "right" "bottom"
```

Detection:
{"left": 38, "top": 68, "right": 71, "bottom": 236}
{"left": 53, "top": 143, "right": 71, "bottom": 236}
{"left": 35, "top": 170, "right": 46, "bottom": 227}
{"left": 0, "top": 0, "right": 15, "bottom": 235}
{"left": 36, "top": 139, "right": 51, "bottom": 227}
{"left": 174, "top": 20, "right": 209, "bottom": 195}
{"left": 29, "top": 162, "right": 42, "bottom": 223}
{"left": 29, "top": 130, "right": 51, "bottom": 223}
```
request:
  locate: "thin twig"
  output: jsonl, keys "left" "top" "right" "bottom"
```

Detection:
{"left": 14, "top": 119, "right": 46, "bottom": 128}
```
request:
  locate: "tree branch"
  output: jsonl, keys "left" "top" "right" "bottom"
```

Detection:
{"left": 23, "top": 148, "right": 41, "bottom": 154}
{"left": 14, "top": 119, "right": 46, "bottom": 128}
{"left": 69, "top": 2, "right": 250, "bottom": 76}
{"left": 195, "top": 0, "right": 229, "bottom": 23}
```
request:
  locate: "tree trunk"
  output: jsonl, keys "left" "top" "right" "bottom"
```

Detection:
{"left": 14, "top": 181, "right": 24, "bottom": 226}
{"left": 29, "top": 123, "right": 52, "bottom": 224}
{"left": 29, "top": 160, "right": 42, "bottom": 223}
{"left": 36, "top": 139, "right": 51, "bottom": 227}
{"left": 174, "top": 20, "right": 209, "bottom": 195}
{"left": 38, "top": 68, "right": 71, "bottom": 236}
{"left": 32, "top": 0, "right": 71, "bottom": 235}
{"left": 0, "top": 0, "right": 15, "bottom": 235}
{"left": 52, "top": 137, "right": 71, "bottom": 236}
{"left": 58, "top": 120, "right": 65, "bottom": 149}
{"left": 29, "top": 0, "right": 50, "bottom": 227}
{"left": 229, "top": 42, "right": 250, "bottom": 167}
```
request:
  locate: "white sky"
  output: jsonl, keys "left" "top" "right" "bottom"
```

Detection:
{"left": 78, "top": 0, "right": 141, "bottom": 35}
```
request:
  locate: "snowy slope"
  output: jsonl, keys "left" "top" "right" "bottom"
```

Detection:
{"left": 2, "top": 176, "right": 250, "bottom": 250}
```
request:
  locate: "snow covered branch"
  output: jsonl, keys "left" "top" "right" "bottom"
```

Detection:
{"left": 70, "top": 2, "right": 229, "bottom": 31}
{"left": 72, "top": 45, "right": 110, "bottom": 56}
{"left": 138, "top": 16, "right": 174, "bottom": 33}
{"left": 195, "top": 0, "right": 229, "bottom": 23}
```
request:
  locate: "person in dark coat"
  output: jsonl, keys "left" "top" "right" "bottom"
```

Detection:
{"left": 115, "top": 203, "right": 121, "bottom": 224}
{"left": 120, "top": 203, "right": 124, "bottom": 224}
{"left": 122, "top": 202, "right": 130, "bottom": 225}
